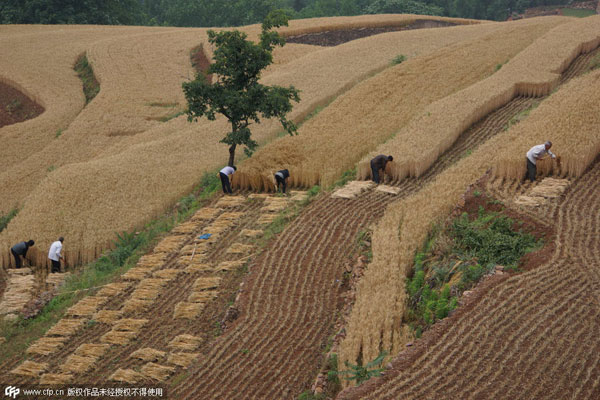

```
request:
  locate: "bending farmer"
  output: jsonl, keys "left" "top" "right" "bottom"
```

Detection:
{"left": 526, "top": 141, "right": 556, "bottom": 182}
{"left": 48, "top": 237, "right": 65, "bottom": 273}
{"left": 370, "top": 155, "right": 393, "bottom": 184}
{"left": 274, "top": 169, "right": 290, "bottom": 193}
{"left": 219, "top": 165, "right": 236, "bottom": 194}
{"left": 10, "top": 240, "right": 35, "bottom": 269}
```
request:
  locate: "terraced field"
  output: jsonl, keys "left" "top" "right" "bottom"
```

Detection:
{"left": 339, "top": 157, "right": 600, "bottom": 400}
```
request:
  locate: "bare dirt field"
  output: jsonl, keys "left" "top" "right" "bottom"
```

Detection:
{"left": 0, "top": 82, "right": 44, "bottom": 128}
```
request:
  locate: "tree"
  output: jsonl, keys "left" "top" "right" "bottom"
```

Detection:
{"left": 183, "top": 10, "right": 300, "bottom": 167}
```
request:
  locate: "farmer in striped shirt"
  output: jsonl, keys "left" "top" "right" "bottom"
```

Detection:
{"left": 526, "top": 141, "right": 556, "bottom": 182}
{"left": 219, "top": 165, "right": 236, "bottom": 194}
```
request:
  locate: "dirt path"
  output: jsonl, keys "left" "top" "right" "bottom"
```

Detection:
{"left": 339, "top": 157, "right": 600, "bottom": 400}
{"left": 0, "top": 81, "right": 44, "bottom": 128}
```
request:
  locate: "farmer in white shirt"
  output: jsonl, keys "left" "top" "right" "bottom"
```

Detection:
{"left": 219, "top": 165, "right": 236, "bottom": 194}
{"left": 48, "top": 237, "right": 64, "bottom": 273}
{"left": 526, "top": 141, "right": 556, "bottom": 182}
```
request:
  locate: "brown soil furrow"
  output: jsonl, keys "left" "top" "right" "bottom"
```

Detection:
{"left": 560, "top": 47, "right": 600, "bottom": 84}
{"left": 185, "top": 194, "right": 390, "bottom": 399}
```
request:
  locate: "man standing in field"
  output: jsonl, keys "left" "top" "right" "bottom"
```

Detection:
{"left": 274, "top": 169, "right": 290, "bottom": 194}
{"left": 219, "top": 165, "right": 237, "bottom": 194}
{"left": 10, "top": 240, "right": 35, "bottom": 269}
{"left": 48, "top": 237, "right": 65, "bottom": 273}
{"left": 370, "top": 155, "right": 393, "bottom": 184}
{"left": 526, "top": 141, "right": 556, "bottom": 182}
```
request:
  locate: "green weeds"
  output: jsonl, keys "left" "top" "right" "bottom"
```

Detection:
{"left": 0, "top": 208, "right": 18, "bottom": 233}
{"left": 74, "top": 54, "right": 100, "bottom": 105}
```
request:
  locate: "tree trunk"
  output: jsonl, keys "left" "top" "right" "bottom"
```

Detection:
{"left": 228, "top": 143, "right": 236, "bottom": 167}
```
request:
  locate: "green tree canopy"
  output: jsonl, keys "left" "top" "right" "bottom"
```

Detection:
{"left": 183, "top": 10, "right": 300, "bottom": 167}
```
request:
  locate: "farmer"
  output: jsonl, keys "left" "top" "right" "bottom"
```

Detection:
{"left": 370, "top": 155, "right": 393, "bottom": 184}
{"left": 526, "top": 141, "right": 556, "bottom": 182}
{"left": 10, "top": 240, "right": 35, "bottom": 269}
{"left": 48, "top": 237, "right": 65, "bottom": 273}
{"left": 219, "top": 165, "right": 237, "bottom": 194}
{"left": 274, "top": 169, "right": 290, "bottom": 194}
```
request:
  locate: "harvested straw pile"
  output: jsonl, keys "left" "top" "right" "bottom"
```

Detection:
{"left": 46, "top": 319, "right": 87, "bottom": 336}
{"left": 10, "top": 360, "right": 48, "bottom": 377}
{"left": 332, "top": 181, "right": 375, "bottom": 199}
{"left": 67, "top": 297, "right": 108, "bottom": 316}
{"left": 261, "top": 202, "right": 288, "bottom": 212}
{"left": 94, "top": 310, "right": 122, "bottom": 324}
{"left": 257, "top": 214, "right": 278, "bottom": 225}
{"left": 75, "top": 343, "right": 110, "bottom": 358}
{"left": 515, "top": 178, "right": 571, "bottom": 206}
{"left": 26, "top": 337, "right": 67, "bottom": 356}
{"left": 122, "top": 267, "right": 152, "bottom": 281}
{"left": 193, "top": 277, "right": 221, "bottom": 291}
{"left": 153, "top": 235, "right": 187, "bottom": 254}
{"left": 61, "top": 355, "right": 97, "bottom": 374}
{"left": 0, "top": 272, "right": 35, "bottom": 315}
{"left": 140, "top": 362, "right": 175, "bottom": 382}
{"left": 180, "top": 243, "right": 210, "bottom": 258}
{"left": 122, "top": 298, "right": 153, "bottom": 314}
{"left": 109, "top": 369, "right": 145, "bottom": 384}
{"left": 248, "top": 193, "right": 270, "bottom": 199}
{"left": 171, "top": 221, "right": 200, "bottom": 235}
{"left": 168, "top": 334, "right": 202, "bottom": 351}
{"left": 240, "top": 229, "right": 263, "bottom": 238}
{"left": 152, "top": 269, "right": 182, "bottom": 280}
{"left": 182, "top": 261, "right": 214, "bottom": 274}
{"left": 215, "top": 196, "right": 246, "bottom": 208}
{"left": 130, "top": 348, "right": 166, "bottom": 362}
{"left": 40, "top": 373, "right": 73, "bottom": 385}
{"left": 167, "top": 352, "right": 199, "bottom": 368}
{"left": 375, "top": 185, "right": 402, "bottom": 195}
{"left": 290, "top": 191, "right": 308, "bottom": 202}
{"left": 136, "top": 253, "right": 168, "bottom": 270}
{"left": 101, "top": 330, "right": 138, "bottom": 346}
{"left": 112, "top": 318, "right": 148, "bottom": 332}
{"left": 226, "top": 243, "right": 254, "bottom": 255}
{"left": 174, "top": 302, "right": 205, "bottom": 319}
{"left": 188, "top": 290, "right": 218, "bottom": 303}
{"left": 97, "top": 282, "right": 132, "bottom": 297}
{"left": 191, "top": 208, "right": 222, "bottom": 222}
{"left": 130, "top": 288, "right": 161, "bottom": 301}
{"left": 216, "top": 260, "right": 247, "bottom": 272}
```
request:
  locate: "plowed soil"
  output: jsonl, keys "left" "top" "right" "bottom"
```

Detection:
{"left": 0, "top": 82, "right": 44, "bottom": 128}
{"left": 286, "top": 20, "right": 458, "bottom": 46}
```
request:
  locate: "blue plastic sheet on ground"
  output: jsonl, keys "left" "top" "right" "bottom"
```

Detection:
{"left": 197, "top": 233, "right": 212, "bottom": 240}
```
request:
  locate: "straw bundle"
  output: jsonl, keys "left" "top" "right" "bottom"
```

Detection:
{"left": 136, "top": 253, "right": 168, "bottom": 270}
{"left": 168, "top": 334, "right": 202, "bottom": 351}
{"left": 45, "top": 272, "right": 69, "bottom": 288}
{"left": 332, "top": 181, "right": 376, "bottom": 199}
{"left": 130, "top": 288, "right": 161, "bottom": 301}
{"left": 10, "top": 360, "right": 48, "bottom": 377}
{"left": 122, "top": 298, "right": 153, "bottom": 314}
{"left": 290, "top": 191, "right": 309, "bottom": 202}
{"left": 130, "top": 348, "right": 166, "bottom": 362}
{"left": 96, "top": 282, "right": 132, "bottom": 297}
{"left": 167, "top": 352, "right": 199, "bottom": 368}
{"left": 40, "top": 373, "right": 73, "bottom": 385}
{"left": 180, "top": 243, "right": 210, "bottom": 256}
{"left": 46, "top": 319, "right": 87, "bottom": 336}
{"left": 61, "top": 355, "right": 97, "bottom": 374}
{"left": 216, "top": 260, "right": 246, "bottom": 272}
{"left": 181, "top": 261, "right": 214, "bottom": 273}
{"left": 261, "top": 202, "right": 288, "bottom": 212}
{"left": 122, "top": 268, "right": 152, "bottom": 281}
{"left": 171, "top": 221, "right": 201, "bottom": 235}
{"left": 188, "top": 290, "right": 218, "bottom": 303}
{"left": 173, "top": 302, "right": 205, "bottom": 319}
{"left": 112, "top": 318, "right": 148, "bottom": 332}
{"left": 226, "top": 243, "right": 254, "bottom": 255}
{"left": 152, "top": 269, "right": 182, "bottom": 280}
{"left": 140, "top": 362, "right": 175, "bottom": 382}
{"left": 248, "top": 194, "right": 271, "bottom": 199}
{"left": 375, "top": 185, "right": 402, "bottom": 195}
{"left": 257, "top": 214, "right": 279, "bottom": 225}
{"left": 215, "top": 196, "right": 246, "bottom": 208}
{"left": 101, "top": 330, "right": 138, "bottom": 346}
{"left": 75, "top": 343, "right": 110, "bottom": 358}
{"left": 240, "top": 229, "right": 264, "bottom": 238}
{"left": 529, "top": 178, "right": 570, "bottom": 198}
{"left": 26, "top": 337, "right": 67, "bottom": 356}
{"left": 0, "top": 273, "right": 35, "bottom": 315}
{"left": 94, "top": 310, "right": 123, "bottom": 324}
{"left": 109, "top": 369, "right": 145, "bottom": 384}
{"left": 67, "top": 296, "right": 108, "bottom": 316}
{"left": 193, "top": 277, "right": 222, "bottom": 291}
{"left": 153, "top": 236, "right": 187, "bottom": 254}
{"left": 191, "top": 208, "right": 222, "bottom": 222}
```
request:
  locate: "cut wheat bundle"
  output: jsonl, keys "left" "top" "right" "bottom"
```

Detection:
{"left": 130, "top": 348, "right": 167, "bottom": 362}
{"left": 26, "top": 337, "right": 67, "bottom": 356}
{"left": 216, "top": 260, "right": 247, "bottom": 272}
{"left": 153, "top": 236, "right": 186, "bottom": 254}
{"left": 122, "top": 268, "right": 152, "bottom": 281}
{"left": 215, "top": 196, "right": 245, "bottom": 208}
{"left": 168, "top": 334, "right": 202, "bottom": 351}
{"left": 188, "top": 290, "right": 218, "bottom": 303}
{"left": 112, "top": 319, "right": 148, "bottom": 332}
{"left": 191, "top": 208, "right": 222, "bottom": 222}
{"left": 46, "top": 318, "right": 87, "bottom": 336}
{"left": 40, "top": 373, "right": 73, "bottom": 385}
{"left": 96, "top": 282, "right": 132, "bottom": 297}
{"left": 136, "top": 253, "right": 168, "bottom": 270}
{"left": 140, "top": 362, "right": 175, "bottom": 382}
{"left": 173, "top": 302, "right": 205, "bottom": 319}
{"left": 122, "top": 298, "right": 153, "bottom": 314}
{"left": 101, "top": 330, "right": 138, "bottom": 346}
{"left": 10, "top": 360, "right": 48, "bottom": 377}
{"left": 60, "top": 355, "right": 97, "bottom": 374}
{"left": 74, "top": 343, "right": 110, "bottom": 358}
{"left": 94, "top": 310, "right": 123, "bottom": 324}
{"left": 167, "top": 352, "right": 199, "bottom": 368}
{"left": 109, "top": 369, "right": 145, "bottom": 384}
{"left": 152, "top": 269, "right": 182, "bottom": 280}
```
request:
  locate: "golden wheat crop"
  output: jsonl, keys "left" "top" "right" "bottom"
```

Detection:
{"left": 339, "top": 49, "right": 600, "bottom": 373}
{"left": 237, "top": 16, "right": 570, "bottom": 190}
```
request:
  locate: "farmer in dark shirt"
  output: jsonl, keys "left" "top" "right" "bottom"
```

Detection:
{"left": 370, "top": 155, "right": 393, "bottom": 184}
{"left": 11, "top": 240, "right": 35, "bottom": 269}
{"left": 274, "top": 169, "right": 290, "bottom": 194}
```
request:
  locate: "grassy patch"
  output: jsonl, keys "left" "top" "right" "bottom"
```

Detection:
{"left": 560, "top": 8, "right": 596, "bottom": 17}
{"left": 55, "top": 128, "right": 63, "bottom": 138}
{"left": 391, "top": 54, "right": 406, "bottom": 66}
{"left": 159, "top": 110, "right": 185, "bottom": 122}
{"left": 332, "top": 168, "right": 356, "bottom": 189}
{"left": 405, "top": 206, "right": 541, "bottom": 335}
{"left": 148, "top": 102, "right": 179, "bottom": 108}
{"left": 334, "top": 351, "right": 387, "bottom": 386}
{"left": 0, "top": 171, "right": 222, "bottom": 363}
{"left": 587, "top": 53, "right": 600, "bottom": 73}
{"left": 74, "top": 53, "right": 100, "bottom": 105}
{"left": 0, "top": 208, "right": 18, "bottom": 233}
{"left": 503, "top": 101, "right": 540, "bottom": 131}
